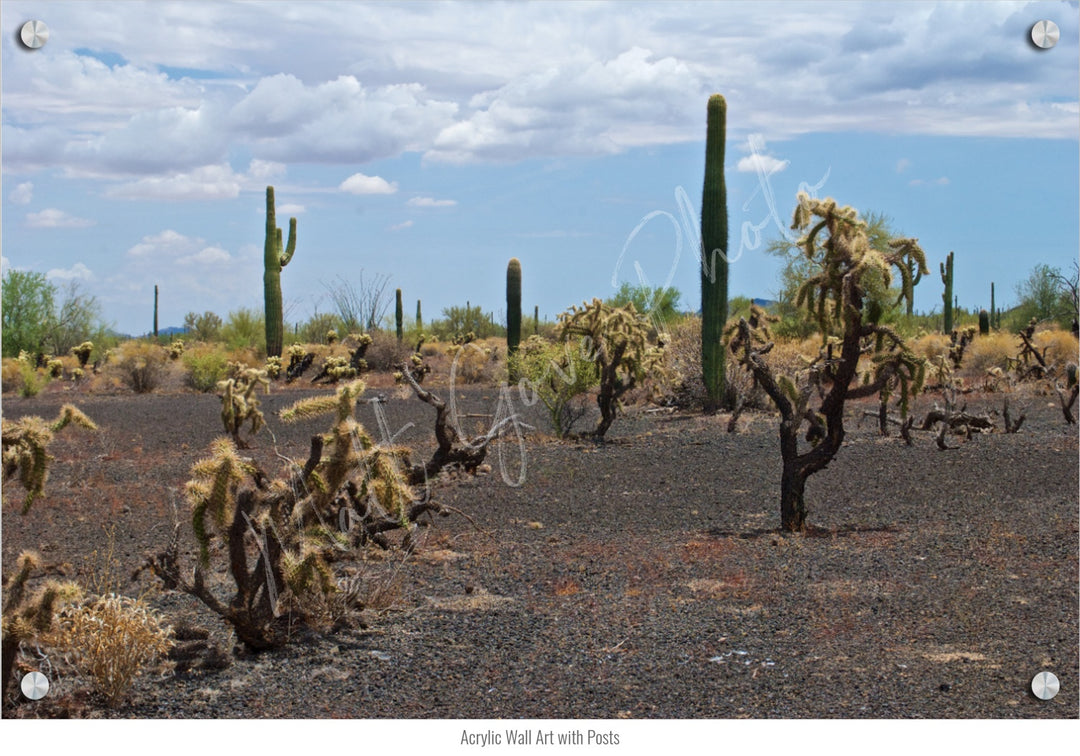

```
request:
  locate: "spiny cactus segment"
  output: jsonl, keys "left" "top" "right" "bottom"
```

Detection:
{"left": 2, "top": 404, "right": 97, "bottom": 513}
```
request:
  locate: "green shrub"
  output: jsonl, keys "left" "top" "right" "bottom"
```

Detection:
{"left": 183, "top": 344, "right": 231, "bottom": 392}
{"left": 510, "top": 335, "right": 598, "bottom": 436}
{"left": 220, "top": 307, "right": 266, "bottom": 354}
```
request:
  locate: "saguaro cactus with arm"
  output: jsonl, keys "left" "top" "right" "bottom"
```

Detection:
{"left": 701, "top": 94, "right": 729, "bottom": 414}
{"left": 263, "top": 186, "right": 297, "bottom": 359}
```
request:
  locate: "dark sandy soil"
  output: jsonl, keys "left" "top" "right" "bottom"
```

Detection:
{"left": 1, "top": 380, "right": 1077, "bottom": 719}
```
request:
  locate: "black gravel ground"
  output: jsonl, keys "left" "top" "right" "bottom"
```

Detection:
{"left": 1, "top": 382, "right": 1077, "bottom": 722}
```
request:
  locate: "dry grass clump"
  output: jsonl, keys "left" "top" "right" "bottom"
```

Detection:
{"left": 105, "top": 340, "right": 173, "bottom": 393}
{"left": 1033, "top": 329, "right": 1079, "bottom": 368}
{"left": 963, "top": 333, "right": 1016, "bottom": 374}
{"left": 910, "top": 333, "right": 952, "bottom": 363}
{"left": 57, "top": 594, "right": 173, "bottom": 707}
{"left": 363, "top": 331, "right": 414, "bottom": 372}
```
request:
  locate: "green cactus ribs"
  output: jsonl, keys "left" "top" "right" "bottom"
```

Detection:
{"left": 263, "top": 186, "right": 297, "bottom": 359}
{"left": 396, "top": 288, "right": 404, "bottom": 342}
{"left": 506, "top": 258, "right": 522, "bottom": 381}
{"left": 701, "top": 93, "right": 729, "bottom": 414}
{"left": 940, "top": 250, "right": 954, "bottom": 335}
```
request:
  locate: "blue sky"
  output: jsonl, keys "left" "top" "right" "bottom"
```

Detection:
{"left": 2, "top": 0, "right": 1078, "bottom": 337}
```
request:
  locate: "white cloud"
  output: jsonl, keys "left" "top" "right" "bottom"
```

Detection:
{"left": 46, "top": 262, "right": 95, "bottom": 281}
{"left": 426, "top": 46, "right": 707, "bottom": 163}
{"left": 340, "top": 173, "right": 398, "bottom": 195}
{"left": 407, "top": 197, "right": 457, "bottom": 208}
{"left": 107, "top": 164, "right": 242, "bottom": 200}
{"left": 25, "top": 208, "right": 96, "bottom": 228}
{"left": 179, "top": 246, "right": 231, "bottom": 265}
{"left": 0, "top": 1, "right": 1075, "bottom": 181}
{"left": 277, "top": 203, "right": 306, "bottom": 215}
{"left": 9, "top": 182, "right": 33, "bottom": 205}
{"left": 736, "top": 154, "right": 788, "bottom": 175}
{"left": 896, "top": 158, "right": 911, "bottom": 173}
{"left": 106, "top": 160, "right": 288, "bottom": 201}
{"left": 389, "top": 220, "right": 414, "bottom": 231}
{"left": 128, "top": 230, "right": 198, "bottom": 258}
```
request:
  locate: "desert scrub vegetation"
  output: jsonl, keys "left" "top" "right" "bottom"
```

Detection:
{"left": 142, "top": 376, "right": 515, "bottom": 651}
{"left": 81, "top": 599, "right": 172, "bottom": 693}
{"left": 182, "top": 342, "right": 231, "bottom": 392}
{"left": 55, "top": 594, "right": 173, "bottom": 708}
{"left": 510, "top": 334, "right": 599, "bottom": 437}
{"left": 106, "top": 340, "right": 171, "bottom": 393}
{"left": 1, "top": 551, "right": 82, "bottom": 704}
{"left": 2, "top": 404, "right": 97, "bottom": 513}
{"left": 559, "top": 298, "right": 666, "bottom": 439}
{"left": 1, "top": 354, "right": 50, "bottom": 397}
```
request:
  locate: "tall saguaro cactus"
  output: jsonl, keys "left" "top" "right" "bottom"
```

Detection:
{"left": 940, "top": 251, "right": 954, "bottom": 335}
{"left": 153, "top": 284, "right": 159, "bottom": 340}
{"left": 506, "top": 258, "right": 522, "bottom": 357}
{"left": 263, "top": 186, "right": 297, "bottom": 359}
{"left": 990, "top": 282, "right": 996, "bottom": 330}
{"left": 416, "top": 300, "right": 422, "bottom": 331}
{"left": 701, "top": 94, "right": 729, "bottom": 413}
{"left": 395, "top": 288, "right": 404, "bottom": 342}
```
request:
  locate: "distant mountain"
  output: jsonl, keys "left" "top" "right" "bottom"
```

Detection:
{"left": 752, "top": 298, "right": 778, "bottom": 309}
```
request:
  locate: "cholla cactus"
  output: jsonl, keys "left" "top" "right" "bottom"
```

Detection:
{"left": 326, "top": 329, "right": 338, "bottom": 345}
{"left": 217, "top": 364, "right": 270, "bottom": 448}
{"left": 71, "top": 341, "right": 94, "bottom": 367}
{"left": 168, "top": 339, "right": 185, "bottom": 360}
{"left": 2, "top": 551, "right": 82, "bottom": 701}
{"left": 2, "top": 404, "right": 98, "bottom": 513}
{"left": 735, "top": 193, "right": 927, "bottom": 532}
{"left": 559, "top": 298, "right": 666, "bottom": 438}
{"left": 46, "top": 357, "right": 64, "bottom": 378}
{"left": 265, "top": 355, "right": 283, "bottom": 379}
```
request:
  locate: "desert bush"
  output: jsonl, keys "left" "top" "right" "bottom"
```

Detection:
{"left": 365, "top": 330, "right": 414, "bottom": 373}
{"left": 1, "top": 358, "right": 24, "bottom": 394}
{"left": 1033, "top": 329, "right": 1080, "bottom": 368}
{"left": 511, "top": 335, "right": 599, "bottom": 436}
{"left": 910, "top": 333, "right": 952, "bottom": 363}
{"left": 107, "top": 340, "right": 170, "bottom": 393}
{"left": 57, "top": 593, "right": 173, "bottom": 707}
{"left": 298, "top": 312, "right": 343, "bottom": 345}
{"left": 220, "top": 307, "right": 266, "bottom": 353}
{"left": 183, "top": 343, "right": 231, "bottom": 392}
{"left": 962, "top": 332, "right": 1014, "bottom": 375}
{"left": 662, "top": 316, "right": 769, "bottom": 411}
{"left": 183, "top": 311, "right": 223, "bottom": 342}
{"left": 3, "top": 352, "right": 50, "bottom": 397}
